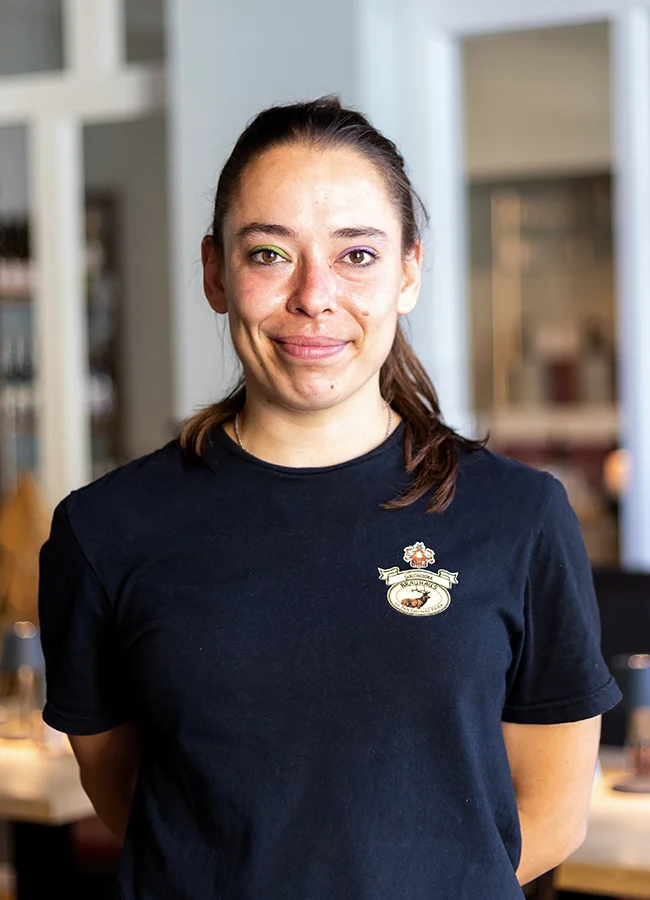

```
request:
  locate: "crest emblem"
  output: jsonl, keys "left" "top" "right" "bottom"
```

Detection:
{"left": 403, "top": 541, "right": 435, "bottom": 569}
{"left": 378, "top": 542, "right": 458, "bottom": 617}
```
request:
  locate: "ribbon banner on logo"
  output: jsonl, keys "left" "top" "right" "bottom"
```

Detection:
{"left": 377, "top": 567, "right": 458, "bottom": 590}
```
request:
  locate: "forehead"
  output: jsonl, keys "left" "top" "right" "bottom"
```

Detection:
{"left": 228, "top": 143, "right": 399, "bottom": 231}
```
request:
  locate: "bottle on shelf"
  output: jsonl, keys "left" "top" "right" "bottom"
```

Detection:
{"left": 578, "top": 322, "right": 614, "bottom": 405}
{"left": 0, "top": 221, "right": 32, "bottom": 298}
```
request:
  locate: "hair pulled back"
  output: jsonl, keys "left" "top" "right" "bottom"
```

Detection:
{"left": 179, "top": 95, "right": 485, "bottom": 513}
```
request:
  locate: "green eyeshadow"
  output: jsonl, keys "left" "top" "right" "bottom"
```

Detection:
{"left": 249, "top": 244, "right": 289, "bottom": 260}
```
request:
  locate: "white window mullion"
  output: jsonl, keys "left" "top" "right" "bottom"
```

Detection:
{"left": 63, "top": 0, "right": 124, "bottom": 74}
{"left": 611, "top": 7, "right": 650, "bottom": 570}
{"left": 30, "top": 115, "right": 90, "bottom": 506}
{"left": 402, "top": 24, "right": 473, "bottom": 436}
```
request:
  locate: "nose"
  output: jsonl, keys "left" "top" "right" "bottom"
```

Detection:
{"left": 287, "top": 258, "right": 338, "bottom": 318}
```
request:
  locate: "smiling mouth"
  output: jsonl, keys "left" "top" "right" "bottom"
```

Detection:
{"left": 272, "top": 335, "right": 350, "bottom": 360}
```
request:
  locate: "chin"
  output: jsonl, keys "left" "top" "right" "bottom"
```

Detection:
{"left": 279, "top": 391, "right": 348, "bottom": 413}
{"left": 273, "top": 376, "right": 356, "bottom": 411}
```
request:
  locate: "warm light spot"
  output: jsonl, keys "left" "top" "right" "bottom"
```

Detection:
{"left": 629, "top": 654, "right": 650, "bottom": 670}
{"left": 603, "top": 449, "right": 631, "bottom": 497}
{"left": 13, "top": 622, "right": 37, "bottom": 639}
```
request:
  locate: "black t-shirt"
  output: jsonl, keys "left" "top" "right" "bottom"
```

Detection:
{"left": 38, "top": 424, "right": 621, "bottom": 900}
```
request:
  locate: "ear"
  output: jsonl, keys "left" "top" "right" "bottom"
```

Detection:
{"left": 397, "top": 241, "right": 422, "bottom": 316}
{"left": 202, "top": 235, "right": 228, "bottom": 314}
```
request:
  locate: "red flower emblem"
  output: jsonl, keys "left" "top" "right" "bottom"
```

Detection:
{"left": 403, "top": 542, "right": 435, "bottom": 569}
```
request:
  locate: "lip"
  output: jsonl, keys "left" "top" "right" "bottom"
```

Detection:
{"left": 272, "top": 334, "right": 350, "bottom": 360}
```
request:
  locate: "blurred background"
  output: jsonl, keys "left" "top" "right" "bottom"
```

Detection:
{"left": 0, "top": 1, "right": 648, "bottom": 898}
{"left": 0, "top": 5, "right": 638, "bottom": 567}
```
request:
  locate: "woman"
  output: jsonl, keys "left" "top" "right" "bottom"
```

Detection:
{"left": 39, "top": 97, "right": 621, "bottom": 899}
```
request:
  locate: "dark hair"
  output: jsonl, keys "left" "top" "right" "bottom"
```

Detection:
{"left": 179, "top": 96, "right": 485, "bottom": 513}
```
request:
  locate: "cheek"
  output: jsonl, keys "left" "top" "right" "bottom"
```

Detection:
{"left": 344, "top": 275, "right": 402, "bottom": 327}
{"left": 228, "top": 270, "right": 286, "bottom": 326}
{"left": 348, "top": 305, "right": 399, "bottom": 363}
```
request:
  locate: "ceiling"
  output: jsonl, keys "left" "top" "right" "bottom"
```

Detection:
{"left": 463, "top": 22, "right": 611, "bottom": 177}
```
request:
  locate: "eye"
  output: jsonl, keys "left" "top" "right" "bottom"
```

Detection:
{"left": 248, "top": 245, "right": 289, "bottom": 265}
{"left": 340, "top": 247, "right": 377, "bottom": 267}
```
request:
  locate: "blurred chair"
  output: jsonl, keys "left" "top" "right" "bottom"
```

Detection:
{"left": 593, "top": 569, "right": 650, "bottom": 746}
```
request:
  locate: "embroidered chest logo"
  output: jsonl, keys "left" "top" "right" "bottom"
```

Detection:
{"left": 378, "top": 542, "right": 458, "bottom": 617}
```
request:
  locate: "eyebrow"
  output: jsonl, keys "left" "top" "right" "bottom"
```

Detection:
{"left": 235, "top": 223, "right": 297, "bottom": 240}
{"left": 234, "top": 223, "right": 390, "bottom": 242}
{"left": 330, "top": 227, "right": 389, "bottom": 241}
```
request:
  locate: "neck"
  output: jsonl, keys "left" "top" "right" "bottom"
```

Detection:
{"left": 226, "top": 383, "right": 398, "bottom": 468}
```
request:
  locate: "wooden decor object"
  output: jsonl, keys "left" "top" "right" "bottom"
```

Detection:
{"left": 0, "top": 472, "right": 50, "bottom": 625}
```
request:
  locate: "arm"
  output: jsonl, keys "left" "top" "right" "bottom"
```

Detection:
{"left": 69, "top": 721, "right": 141, "bottom": 843}
{"left": 502, "top": 715, "right": 601, "bottom": 886}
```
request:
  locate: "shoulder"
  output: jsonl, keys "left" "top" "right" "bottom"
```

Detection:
{"left": 66, "top": 438, "right": 182, "bottom": 503}
{"left": 61, "top": 438, "right": 205, "bottom": 546}
{"left": 454, "top": 444, "right": 565, "bottom": 525}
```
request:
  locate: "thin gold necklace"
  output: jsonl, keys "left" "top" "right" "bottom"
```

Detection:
{"left": 234, "top": 403, "right": 393, "bottom": 454}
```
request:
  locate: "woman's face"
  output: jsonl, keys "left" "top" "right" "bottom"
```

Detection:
{"left": 202, "top": 142, "right": 421, "bottom": 413}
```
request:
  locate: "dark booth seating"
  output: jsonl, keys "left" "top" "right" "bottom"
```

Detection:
{"left": 593, "top": 568, "right": 650, "bottom": 746}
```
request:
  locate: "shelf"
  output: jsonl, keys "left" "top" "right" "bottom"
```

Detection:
{"left": 478, "top": 404, "right": 619, "bottom": 445}
{"left": 0, "top": 196, "right": 122, "bottom": 488}
{"left": 0, "top": 290, "right": 32, "bottom": 303}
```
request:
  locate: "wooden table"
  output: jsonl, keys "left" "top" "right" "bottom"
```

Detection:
{"left": 0, "top": 738, "right": 94, "bottom": 900}
{"left": 556, "top": 747, "right": 650, "bottom": 898}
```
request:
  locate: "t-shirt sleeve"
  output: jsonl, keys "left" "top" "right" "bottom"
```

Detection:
{"left": 38, "top": 498, "right": 132, "bottom": 735}
{"left": 502, "top": 477, "right": 622, "bottom": 725}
